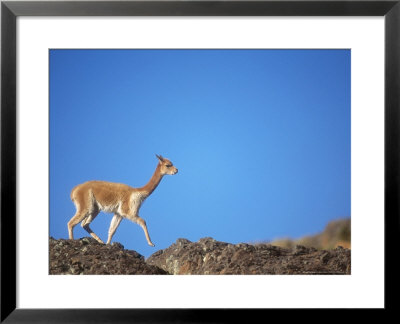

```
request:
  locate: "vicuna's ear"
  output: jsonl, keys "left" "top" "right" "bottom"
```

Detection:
{"left": 156, "top": 154, "right": 164, "bottom": 162}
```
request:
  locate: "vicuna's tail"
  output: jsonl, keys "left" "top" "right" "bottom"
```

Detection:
{"left": 70, "top": 185, "right": 79, "bottom": 201}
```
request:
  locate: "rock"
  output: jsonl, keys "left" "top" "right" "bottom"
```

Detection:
{"left": 176, "top": 238, "right": 191, "bottom": 246}
{"left": 49, "top": 237, "right": 167, "bottom": 275}
{"left": 81, "top": 237, "right": 90, "bottom": 245}
{"left": 146, "top": 237, "right": 351, "bottom": 275}
{"left": 49, "top": 236, "right": 351, "bottom": 275}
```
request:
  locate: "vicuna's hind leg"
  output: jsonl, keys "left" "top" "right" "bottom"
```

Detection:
{"left": 81, "top": 211, "right": 103, "bottom": 244}
{"left": 132, "top": 216, "right": 155, "bottom": 247}
{"left": 106, "top": 214, "right": 123, "bottom": 244}
{"left": 68, "top": 210, "right": 88, "bottom": 240}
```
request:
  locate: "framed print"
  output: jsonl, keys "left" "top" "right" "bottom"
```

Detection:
{"left": 1, "top": 0, "right": 399, "bottom": 321}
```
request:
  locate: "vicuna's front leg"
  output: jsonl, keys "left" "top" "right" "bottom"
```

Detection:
{"left": 106, "top": 214, "right": 122, "bottom": 244}
{"left": 132, "top": 216, "right": 155, "bottom": 247}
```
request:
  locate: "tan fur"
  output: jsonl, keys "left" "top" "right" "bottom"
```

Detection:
{"left": 67, "top": 155, "right": 178, "bottom": 246}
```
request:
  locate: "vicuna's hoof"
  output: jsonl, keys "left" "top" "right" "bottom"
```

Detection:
{"left": 149, "top": 242, "right": 155, "bottom": 247}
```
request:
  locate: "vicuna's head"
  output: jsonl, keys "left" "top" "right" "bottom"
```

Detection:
{"left": 156, "top": 154, "right": 178, "bottom": 175}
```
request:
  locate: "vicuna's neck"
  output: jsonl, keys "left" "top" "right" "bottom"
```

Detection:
{"left": 140, "top": 163, "right": 164, "bottom": 196}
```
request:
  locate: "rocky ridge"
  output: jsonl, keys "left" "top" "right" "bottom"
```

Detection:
{"left": 270, "top": 218, "right": 351, "bottom": 250}
{"left": 49, "top": 237, "right": 167, "bottom": 274}
{"left": 50, "top": 237, "right": 350, "bottom": 275}
{"left": 147, "top": 237, "right": 351, "bottom": 275}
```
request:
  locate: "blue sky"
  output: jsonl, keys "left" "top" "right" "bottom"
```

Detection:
{"left": 50, "top": 49, "right": 350, "bottom": 257}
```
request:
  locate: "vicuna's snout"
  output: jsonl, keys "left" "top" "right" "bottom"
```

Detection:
{"left": 167, "top": 166, "right": 178, "bottom": 175}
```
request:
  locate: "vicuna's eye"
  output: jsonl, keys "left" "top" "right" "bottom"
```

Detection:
{"left": 166, "top": 164, "right": 172, "bottom": 168}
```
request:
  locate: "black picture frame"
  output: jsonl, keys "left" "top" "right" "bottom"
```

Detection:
{"left": 1, "top": 0, "right": 399, "bottom": 322}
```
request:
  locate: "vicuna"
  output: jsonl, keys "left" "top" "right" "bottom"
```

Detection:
{"left": 68, "top": 154, "right": 178, "bottom": 246}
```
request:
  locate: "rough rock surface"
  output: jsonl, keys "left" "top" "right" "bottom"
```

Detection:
{"left": 49, "top": 237, "right": 351, "bottom": 275}
{"left": 146, "top": 237, "right": 351, "bottom": 275}
{"left": 49, "top": 237, "right": 167, "bottom": 275}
